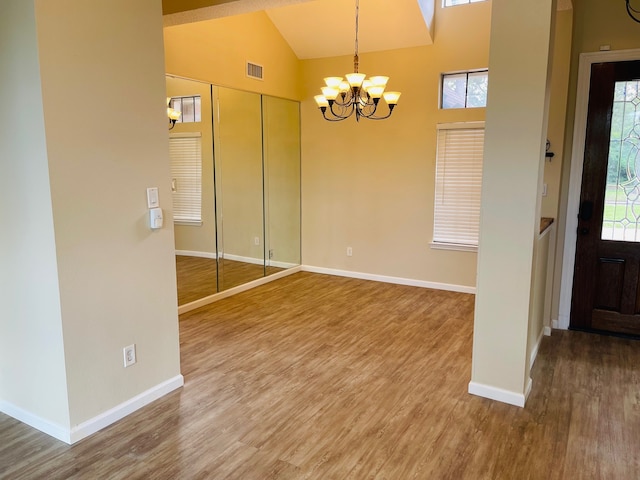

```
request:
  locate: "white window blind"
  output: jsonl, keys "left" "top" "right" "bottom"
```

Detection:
{"left": 433, "top": 122, "right": 485, "bottom": 250}
{"left": 169, "top": 133, "right": 202, "bottom": 224}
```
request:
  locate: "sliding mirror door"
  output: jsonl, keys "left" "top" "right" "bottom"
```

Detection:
{"left": 214, "top": 86, "right": 266, "bottom": 290}
{"left": 167, "top": 76, "right": 301, "bottom": 306}
{"left": 263, "top": 95, "right": 301, "bottom": 273}
{"left": 166, "top": 76, "right": 217, "bottom": 305}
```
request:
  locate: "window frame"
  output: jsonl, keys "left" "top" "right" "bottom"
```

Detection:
{"left": 431, "top": 121, "right": 485, "bottom": 252}
{"left": 440, "top": 69, "right": 489, "bottom": 110}
{"left": 168, "top": 95, "right": 202, "bottom": 124}
{"left": 442, "top": 0, "right": 487, "bottom": 7}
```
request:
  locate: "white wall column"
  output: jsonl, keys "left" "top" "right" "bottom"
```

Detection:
{"left": 1, "top": 0, "right": 183, "bottom": 444}
{"left": 469, "top": 0, "right": 556, "bottom": 406}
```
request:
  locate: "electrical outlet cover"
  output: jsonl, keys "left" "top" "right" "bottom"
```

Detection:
{"left": 123, "top": 344, "right": 136, "bottom": 367}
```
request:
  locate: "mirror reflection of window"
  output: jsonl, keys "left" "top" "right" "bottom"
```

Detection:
{"left": 169, "top": 96, "right": 201, "bottom": 123}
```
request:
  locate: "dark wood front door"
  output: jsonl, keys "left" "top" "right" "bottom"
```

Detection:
{"left": 571, "top": 60, "right": 640, "bottom": 336}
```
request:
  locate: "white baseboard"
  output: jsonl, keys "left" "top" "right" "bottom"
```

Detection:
{"left": 178, "top": 266, "right": 303, "bottom": 315}
{"left": 301, "top": 265, "right": 476, "bottom": 294}
{"left": 175, "top": 251, "right": 296, "bottom": 270}
{"left": 269, "top": 260, "right": 298, "bottom": 269}
{"left": 69, "top": 374, "right": 184, "bottom": 444}
{"left": 468, "top": 378, "right": 531, "bottom": 408}
{"left": 223, "top": 253, "right": 263, "bottom": 266}
{"left": 556, "top": 314, "right": 569, "bottom": 330}
{"left": 544, "top": 326, "right": 552, "bottom": 336}
{"left": 0, "top": 401, "right": 71, "bottom": 444}
{"left": 1, "top": 375, "right": 184, "bottom": 444}
{"left": 530, "top": 329, "right": 545, "bottom": 367}
{"left": 175, "top": 250, "right": 217, "bottom": 259}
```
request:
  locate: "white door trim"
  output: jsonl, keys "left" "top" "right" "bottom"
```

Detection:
{"left": 558, "top": 48, "right": 640, "bottom": 329}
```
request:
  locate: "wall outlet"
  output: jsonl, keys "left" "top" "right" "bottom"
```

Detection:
{"left": 123, "top": 344, "right": 136, "bottom": 367}
{"left": 347, "top": 246, "right": 353, "bottom": 257}
{"left": 254, "top": 236, "right": 260, "bottom": 246}
{"left": 269, "top": 249, "right": 274, "bottom": 259}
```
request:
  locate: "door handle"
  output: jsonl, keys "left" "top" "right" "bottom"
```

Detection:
{"left": 579, "top": 200, "right": 594, "bottom": 221}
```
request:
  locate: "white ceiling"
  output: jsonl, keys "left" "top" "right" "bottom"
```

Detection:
{"left": 265, "top": 0, "right": 433, "bottom": 59}
{"left": 164, "top": 0, "right": 572, "bottom": 59}
{"left": 164, "top": 0, "right": 433, "bottom": 58}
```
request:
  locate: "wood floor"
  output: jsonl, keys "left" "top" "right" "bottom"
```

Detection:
{"left": 176, "top": 255, "right": 283, "bottom": 305}
{"left": 2, "top": 272, "right": 640, "bottom": 479}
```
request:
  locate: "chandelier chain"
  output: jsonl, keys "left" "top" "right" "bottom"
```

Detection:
{"left": 354, "top": 0, "right": 360, "bottom": 72}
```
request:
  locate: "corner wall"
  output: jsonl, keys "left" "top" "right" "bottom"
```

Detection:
{"left": 35, "top": 0, "right": 182, "bottom": 436}
{"left": 0, "top": 0, "right": 70, "bottom": 432}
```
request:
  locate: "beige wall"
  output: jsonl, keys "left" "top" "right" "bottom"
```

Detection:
{"left": 164, "top": 10, "right": 302, "bottom": 100}
{"left": 167, "top": 76, "right": 217, "bottom": 255}
{"left": 35, "top": 0, "right": 182, "bottom": 427}
{"left": 263, "top": 95, "right": 302, "bottom": 266}
{"left": 215, "top": 86, "right": 265, "bottom": 261}
{"left": 300, "top": 1, "right": 491, "bottom": 287}
{"left": 0, "top": 0, "right": 70, "bottom": 429}
{"left": 542, "top": 9, "right": 573, "bottom": 219}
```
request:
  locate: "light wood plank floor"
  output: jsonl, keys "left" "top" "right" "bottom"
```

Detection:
{"left": 176, "top": 255, "right": 283, "bottom": 305}
{"left": 2, "top": 272, "right": 640, "bottom": 479}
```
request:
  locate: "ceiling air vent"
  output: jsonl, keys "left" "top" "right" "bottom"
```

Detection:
{"left": 246, "top": 62, "right": 264, "bottom": 80}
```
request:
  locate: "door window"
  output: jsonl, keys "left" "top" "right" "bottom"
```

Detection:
{"left": 602, "top": 79, "right": 640, "bottom": 241}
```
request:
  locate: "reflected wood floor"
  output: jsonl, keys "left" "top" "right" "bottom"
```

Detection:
{"left": 2, "top": 272, "right": 640, "bottom": 479}
{"left": 176, "top": 255, "right": 283, "bottom": 305}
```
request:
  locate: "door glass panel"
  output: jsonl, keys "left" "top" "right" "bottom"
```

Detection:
{"left": 602, "top": 79, "right": 640, "bottom": 241}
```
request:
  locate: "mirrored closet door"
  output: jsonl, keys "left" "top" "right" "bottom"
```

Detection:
{"left": 167, "top": 76, "right": 301, "bottom": 306}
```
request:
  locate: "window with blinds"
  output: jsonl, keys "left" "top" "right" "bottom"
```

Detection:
{"left": 432, "top": 122, "right": 485, "bottom": 251}
{"left": 169, "top": 133, "right": 202, "bottom": 225}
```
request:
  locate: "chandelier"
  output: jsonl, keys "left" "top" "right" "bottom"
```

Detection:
{"left": 313, "top": 0, "right": 401, "bottom": 122}
{"left": 627, "top": 0, "right": 640, "bottom": 23}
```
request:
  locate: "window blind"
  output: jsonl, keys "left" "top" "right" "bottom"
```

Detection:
{"left": 433, "top": 123, "right": 485, "bottom": 248}
{"left": 169, "top": 133, "right": 202, "bottom": 224}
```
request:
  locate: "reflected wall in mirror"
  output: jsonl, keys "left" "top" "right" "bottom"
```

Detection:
{"left": 167, "top": 76, "right": 301, "bottom": 307}
{"left": 214, "top": 86, "right": 266, "bottom": 291}
{"left": 263, "top": 95, "right": 301, "bottom": 271}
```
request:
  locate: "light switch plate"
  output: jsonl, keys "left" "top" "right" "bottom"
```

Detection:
{"left": 146, "top": 187, "right": 159, "bottom": 208}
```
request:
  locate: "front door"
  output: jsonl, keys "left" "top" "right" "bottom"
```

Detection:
{"left": 571, "top": 60, "right": 640, "bottom": 336}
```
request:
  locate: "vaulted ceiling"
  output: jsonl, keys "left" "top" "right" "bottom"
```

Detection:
{"left": 162, "top": 0, "right": 572, "bottom": 60}
{"left": 163, "top": 0, "right": 433, "bottom": 58}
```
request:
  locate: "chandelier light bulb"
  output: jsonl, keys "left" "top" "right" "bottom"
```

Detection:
{"left": 383, "top": 91, "right": 401, "bottom": 105}
{"left": 369, "top": 76, "right": 389, "bottom": 87}
{"left": 324, "top": 77, "right": 344, "bottom": 88}
{"left": 314, "top": 95, "right": 329, "bottom": 108}
{"left": 321, "top": 86, "right": 340, "bottom": 100}
{"left": 367, "top": 86, "right": 385, "bottom": 99}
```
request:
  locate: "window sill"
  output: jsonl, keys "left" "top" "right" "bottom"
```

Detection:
{"left": 430, "top": 241, "right": 478, "bottom": 252}
{"left": 174, "top": 220, "right": 203, "bottom": 227}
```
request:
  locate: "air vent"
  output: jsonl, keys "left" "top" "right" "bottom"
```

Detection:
{"left": 247, "top": 62, "right": 264, "bottom": 80}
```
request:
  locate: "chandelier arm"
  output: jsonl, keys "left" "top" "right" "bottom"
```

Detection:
{"left": 628, "top": 0, "right": 640, "bottom": 22}
{"left": 320, "top": 107, "right": 350, "bottom": 122}
{"left": 361, "top": 104, "right": 398, "bottom": 121}
{"left": 328, "top": 100, "right": 355, "bottom": 118}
